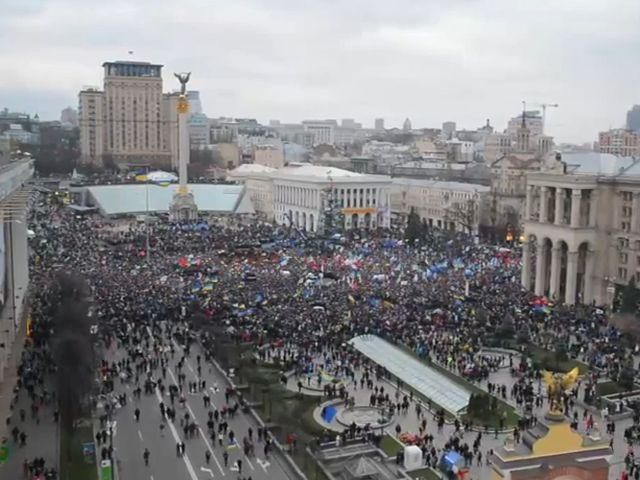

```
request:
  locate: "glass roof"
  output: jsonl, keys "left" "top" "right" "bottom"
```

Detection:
{"left": 349, "top": 335, "right": 471, "bottom": 414}
{"left": 87, "top": 184, "right": 250, "bottom": 215}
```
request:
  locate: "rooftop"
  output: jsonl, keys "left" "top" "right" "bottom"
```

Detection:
{"left": 558, "top": 152, "right": 640, "bottom": 176}
{"left": 103, "top": 61, "right": 163, "bottom": 67}
{"left": 392, "top": 177, "right": 490, "bottom": 192}
{"left": 228, "top": 164, "right": 277, "bottom": 176}
{"left": 87, "top": 184, "right": 253, "bottom": 216}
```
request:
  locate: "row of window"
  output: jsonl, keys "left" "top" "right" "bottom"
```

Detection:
{"left": 617, "top": 268, "right": 640, "bottom": 282}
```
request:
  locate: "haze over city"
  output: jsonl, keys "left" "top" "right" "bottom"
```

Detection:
{"left": 1, "top": 0, "right": 639, "bottom": 143}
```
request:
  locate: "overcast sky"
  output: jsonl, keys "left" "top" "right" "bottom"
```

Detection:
{"left": 1, "top": 0, "right": 639, "bottom": 143}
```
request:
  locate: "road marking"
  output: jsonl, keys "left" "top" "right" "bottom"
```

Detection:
{"left": 200, "top": 466, "right": 214, "bottom": 478}
{"left": 144, "top": 330, "right": 199, "bottom": 480}
{"left": 167, "top": 368, "right": 225, "bottom": 477}
{"left": 257, "top": 458, "right": 270, "bottom": 472}
{"left": 150, "top": 476, "right": 154, "bottom": 480}
{"left": 187, "top": 364, "right": 195, "bottom": 374}
{"left": 138, "top": 430, "right": 143, "bottom": 441}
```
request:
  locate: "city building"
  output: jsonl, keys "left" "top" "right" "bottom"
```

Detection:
{"left": 627, "top": 105, "right": 640, "bottom": 132}
{"left": 506, "top": 110, "right": 544, "bottom": 137}
{"left": 253, "top": 143, "right": 285, "bottom": 169}
{"left": 0, "top": 159, "right": 36, "bottom": 394}
{"left": 446, "top": 138, "right": 474, "bottom": 163}
{"left": 0, "top": 110, "right": 40, "bottom": 140}
{"left": 390, "top": 178, "right": 489, "bottom": 233}
{"left": 60, "top": 107, "right": 78, "bottom": 128}
{"left": 482, "top": 111, "right": 557, "bottom": 241}
{"left": 597, "top": 128, "right": 640, "bottom": 157}
{"left": 272, "top": 165, "right": 391, "bottom": 231}
{"left": 78, "top": 61, "right": 176, "bottom": 168}
{"left": 186, "top": 90, "right": 203, "bottom": 114}
{"left": 227, "top": 163, "right": 276, "bottom": 218}
{"left": 442, "top": 121, "right": 456, "bottom": 139}
{"left": 187, "top": 112, "right": 210, "bottom": 146}
{"left": 485, "top": 109, "right": 554, "bottom": 164}
{"left": 212, "top": 143, "right": 241, "bottom": 169}
{"left": 522, "top": 151, "right": 640, "bottom": 306}
{"left": 374, "top": 118, "right": 385, "bottom": 131}
{"left": 302, "top": 120, "right": 337, "bottom": 146}
{"left": 0, "top": 124, "right": 38, "bottom": 145}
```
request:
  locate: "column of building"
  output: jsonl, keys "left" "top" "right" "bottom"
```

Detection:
{"left": 539, "top": 187, "right": 549, "bottom": 223}
{"left": 554, "top": 188, "right": 564, "bottom": 225}
{"left": 534, "top": 238, "right": 547, "bottom": 296}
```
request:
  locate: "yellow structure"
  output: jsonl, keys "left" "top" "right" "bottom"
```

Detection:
{"left": 489, "top": 367, "right": 610, "bottom": 480}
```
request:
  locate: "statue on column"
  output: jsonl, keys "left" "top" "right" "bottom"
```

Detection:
{"left": 169, "top": 71, "right": 198, "bottom": 223}
{"left": 174, "top": 72, "right": 191, "bottom": 96}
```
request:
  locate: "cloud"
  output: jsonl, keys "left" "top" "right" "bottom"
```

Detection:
{"left": 0, "top": 0, "right": 638, "bottom": 143}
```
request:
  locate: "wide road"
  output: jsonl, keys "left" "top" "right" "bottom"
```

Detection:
{"left": 104, "top": 322, "right": 295, "bottom": 480}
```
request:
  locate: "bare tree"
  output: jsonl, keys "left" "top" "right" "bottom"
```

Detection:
{"left": 445, "top": 199, "right": 477, "bottom": 234}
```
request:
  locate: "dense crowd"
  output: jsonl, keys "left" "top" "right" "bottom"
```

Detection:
{"left": 11, "top": 191, "right": 640, "bottom": 479}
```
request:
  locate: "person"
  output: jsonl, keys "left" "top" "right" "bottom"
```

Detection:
{"left": 143, "top": 448, "right": 150, "bottom": 466}
{"left": 237, "top": 458, "right": 243, "bottom": 474}
{"left": 223, "top": 451, "right": 229, "bottom": 467}
{"left": 205, "top": 450, "right": 211, "bottom": 465}
{"left": 134, "top": 408, "right": 140, "bottom": 422}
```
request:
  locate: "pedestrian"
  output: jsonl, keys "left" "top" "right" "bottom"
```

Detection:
{"left": 223, "top": 451, "right": 229, "bottom": 467}
{"left": 143, "top": 448, "right": 150, "bottom": 466}
{"left": 205, "top": 450, "right": 211, "bottom": 465}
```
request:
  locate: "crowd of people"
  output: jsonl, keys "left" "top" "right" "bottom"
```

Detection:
{"left": 8, "top": 188, "right": 640, "bottom": 479}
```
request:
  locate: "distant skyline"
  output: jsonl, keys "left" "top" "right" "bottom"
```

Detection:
{"left": 1, "top": 0, "right": 639, "bottom": 143}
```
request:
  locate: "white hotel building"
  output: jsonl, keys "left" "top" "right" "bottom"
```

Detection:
{"left": 229, "top": 164, "right": 392, "bottom": 232}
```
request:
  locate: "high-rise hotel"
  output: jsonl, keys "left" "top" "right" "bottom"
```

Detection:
{"left": 79, "top": 61, "right": 179, "bottom": 168}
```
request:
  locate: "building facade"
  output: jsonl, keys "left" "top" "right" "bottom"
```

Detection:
{"left": 187, "top": 112, "right": 210, "bottom": 146}
{"left": 597, "top": 128, "right": 640, "bottom": 157}
{"left": 390, "top": 178, "right": 489, "bottom": 233}
{"left": 0, "top": 159, "right": 35, "bottom": 392}
{"left": 253, "top": 144, "right": 285, "bottom": 169}
{"left": 227, "top": 164, "right": 275, "bottom": 218}
{"left": 302, "top": 120, "right": 336, "bottom": 146}
{"left": 79, "top": 61, "right": 176, "bottom": 168}
{"left": 627, "top": 105, "right": 640, "bottom": 132}
{"left": 60, "top": 107, "right": 78, "bottom": 128}
{"left": 522, "top": 152, "right": 640, "bottom": 306}
{"left": 273, "top": 165, "right": 391, "bottom": 232}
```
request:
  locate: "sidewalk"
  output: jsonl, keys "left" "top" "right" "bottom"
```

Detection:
{"left": 0, "top": 319, "right": 27, "bottom": 442}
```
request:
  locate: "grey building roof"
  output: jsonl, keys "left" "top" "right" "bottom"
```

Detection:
{"left": 87, "top": 184, "right": 253, "bottom": 216}
{"left": 560, "top": 152, "right": 640, "bottom": 176}
{"left": 392, "top": 177, "right": 490, "bottom": 192}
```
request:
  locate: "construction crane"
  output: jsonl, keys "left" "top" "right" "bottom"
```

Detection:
{"left": 536, "top": 103, "right": 559, "bottom": 133}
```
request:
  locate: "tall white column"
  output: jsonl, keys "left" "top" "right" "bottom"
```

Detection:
{"left": 565, "top": 251, "right": 578, "bottom": 304}
{"left": 534, "top": 240, "right": 546, "bottom": 295}
{"left": 521, "top": 242, "right": 532, "bottom": 290}
{"left": 584, "top": 250, "right": 595, "bottom": 304}
{"left": 178, "top": 110, "right": 189, "bottom": 187}
{"left": 549, "top": 245, "right": 561, "bottom": 300}
{"left": 570, "top": 189, "right": 582, "bottom": 228}
{"left": 539, "top": 187, "right": 549, "bottom": 223}
{"left": 554, "top": 188, "right": 564, "bottom": 225}
{"left": 589, "top": 190, "right": 598, "bottom": 227}
{"left": 525, "top": 185, "right": 533, "bottom": 221}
